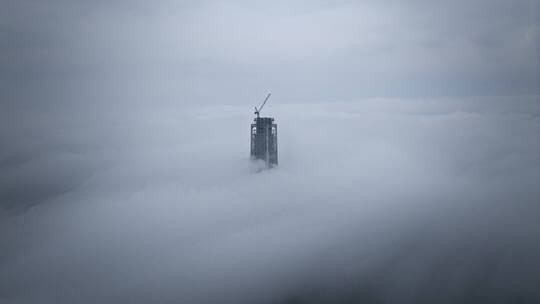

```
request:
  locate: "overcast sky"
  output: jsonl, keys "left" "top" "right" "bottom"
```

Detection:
{"left": 1, "top": 1, "right": 540, "bottom": 304}
{"left": 1, "top": 0, "right": 539, "bottom": 108}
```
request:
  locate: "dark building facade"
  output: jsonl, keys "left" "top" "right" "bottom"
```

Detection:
{"left": 250, "top": 117, "right": 278, "bottom": 168}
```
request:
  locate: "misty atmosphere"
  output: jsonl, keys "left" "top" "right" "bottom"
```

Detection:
{"left": 1, "top": 1, "right": 539, "bottom": 303}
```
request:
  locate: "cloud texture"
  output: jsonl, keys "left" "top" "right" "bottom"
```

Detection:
{"left": 1, "top": 0, "right": 539, "bottom": 107}
{"left": 1, "top": 96, "right": 540, "bottom": 303}
{"left": 1, "top": 0, "right": 540, "bottom": 303}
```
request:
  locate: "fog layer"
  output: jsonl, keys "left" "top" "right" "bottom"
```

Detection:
{"left": 2, "top": 0, "right": 540, "bottom": 302}
{"left": 1, "top": 96, "right": 539, "bottom": 303}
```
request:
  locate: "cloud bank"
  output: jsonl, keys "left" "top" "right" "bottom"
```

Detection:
{"left": 1, "top": 96, "right": 539, "bottom": 303}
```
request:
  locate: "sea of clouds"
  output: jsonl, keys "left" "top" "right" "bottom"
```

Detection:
{"left": 1, "top": 95, "right": 539, "bottom": 303}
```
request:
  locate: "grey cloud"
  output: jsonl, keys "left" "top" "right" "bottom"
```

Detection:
{"left": 1, "top": 96, "right": 539, "bottom": 303}
{"left": 1, "top": 1, "right": 539, "bottom": 303}
{"left": 1, "top": 0, "right": 538, "bottom": 108}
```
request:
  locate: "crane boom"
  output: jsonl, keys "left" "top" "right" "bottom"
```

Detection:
{"left": 258, "top": 93, "right": 271, "bottom": 113}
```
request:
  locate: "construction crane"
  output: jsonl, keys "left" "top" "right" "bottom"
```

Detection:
{"left": 254, "top": 93, "right": 271, "bottom": 118}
